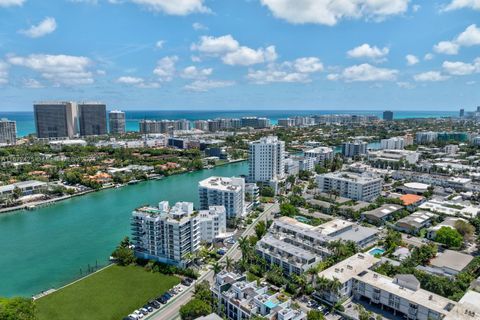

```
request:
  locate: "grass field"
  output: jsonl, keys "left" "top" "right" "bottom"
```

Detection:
{"left": 36, "top": 265, "right": 180, "bottom": 320}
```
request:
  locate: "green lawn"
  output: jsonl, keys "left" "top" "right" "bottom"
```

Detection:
{"left": 36, "top": 265, "right": 180, "bottom": 320}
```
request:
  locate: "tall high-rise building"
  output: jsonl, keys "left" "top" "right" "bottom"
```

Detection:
{"left": 109, "top": 110, "right": 126, "bottom": 134}
{"left": 198, "top": 176, "right": 246, "bottom": 219}
{"left": 78, "top": 103, "right": 107, "bottom": 136}
{"left": 131, "top": 201, "right": 200, "bottom": 267}
{"left": 342, "top": 140, "right": 368, "bottom": 158}
{"left": 0, "top": 118, "right": 17, "bottom": 145}
{"left": 383, "top": 110, "right": 394, "bottom": 121}
{"left": 380, "top": 137, "right": 405, "bottom": 150}
{"left": 460, "top": 109, "right": 465, "bottom": 117}
{"left": 248, "top": 136, "right": 285, "bottom": 183}
{"left": 34, "top": 102, "right": 78, "bottom": 139}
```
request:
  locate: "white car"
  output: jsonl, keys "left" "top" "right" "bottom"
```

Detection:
{"left": 134, "top": 310, "right": 144, "bottom": 318}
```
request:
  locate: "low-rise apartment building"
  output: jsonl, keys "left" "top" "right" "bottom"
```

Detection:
{"left": 256, "top": 217, "right": 378, "bottom": 275}
{"left": 211, "top": 271, "right": 306, "bottom": 320}
{"left": 316, "top": 254, "right": 480, "bottom": 320}
{"left": 395, "top": 211, "right": 437, "bottom": 234}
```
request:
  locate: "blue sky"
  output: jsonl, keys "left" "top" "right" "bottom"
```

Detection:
{"left": 0, "top": 0, "right": 479, "bottom": 111}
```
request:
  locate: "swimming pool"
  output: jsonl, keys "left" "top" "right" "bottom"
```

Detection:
{"left": 264, "top": 300, "right": 279, "bottom": 309}
{"left": 294, "top": 215, "right": 311, "bottom": 224}
{"left": 369, "top": 248, "right": 386, "bottom": 256}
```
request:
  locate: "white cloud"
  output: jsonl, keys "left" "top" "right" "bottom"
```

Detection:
{"left": 247, "top": 57, "right": 324, "bottom": 84}
{"left": 222, "top": 45, "right": 277, "bottom": 66}
{"left": 444, "top": 0, "right": 480, "bottom": 11}
{"left": 347, "top": 43, "right": 389, "bottom": 61}
{"left": 184, "top": 79, "right": 234, "bottom": 92}
{"left": 180, "top": 65, "right": 212, "bottom": 79}
{"left": 128, "top": 0, "right": 209, "bottom": 15}
{"left": 8, "top": 54, "right": 93, "bottom": 86}
{"left": 116, "top": 76, "right": 160, "bottom": 88}
{"left": 191, "top": 35, "right": 239, "bottom": 54}
{"left": 442, "top": 58, "right": 480, "bottom": 75}
{"left": 412, "top": 4, "right": 421, "bottom": 12}
{"left": 19, "top": 17, "right": 57, "bottom": 38}
{"left": 0, "top": 61, "right": 8, "bottom": 85}
{"left": 433, "top": 24, "right": 480, "bottom": 55}
{"left": 96, "top": 69, "right": 106, "bottom": 75}
{"left": 23, "top": 78, "right": 43, "bottom": 88}
{"left": 0, "top": 0, "right": 25, "bottom": 7}
{"left": 433, "top": 41, "right": 459, "bottom": 55}
{"left": 192, "top": 35, "right": 277, "bottom": 66}
{"left": 153, "top": 55, "right": 178, "bottom": 81}
{"left": 192, "top": 22, "right": 207, "bottom": 30}
{"left": 456, "top": 24, "right": 480, "bottom": 46}
{"left": 327, "top": 63, "right": 398, "bottom": 82}
{"left": 397, "top": 81, "right": 414, "bottom": 89}
{"left": 424, "top": 53, "right": 434, "bottom": 60}
{"left": 413, "top": 71, "right": 449, "bottom": 82}
{"left": 405, "top": 54, "right": 419, "bottom": 66}
{"left": 292, "top": 57, "right": 324, "bottom": 73}
{"left": 259, "top": 0, "right": 409, "bottom": 26}
{"left": 155, "top": 40, "right": 165, "bottom": 49}
{"left": 247, "top": 69, "right": 309, "bottom": 84}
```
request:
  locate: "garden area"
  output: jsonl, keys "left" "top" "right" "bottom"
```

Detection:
{"left": 36, "top": 265, "right": 180, "bottom": 320}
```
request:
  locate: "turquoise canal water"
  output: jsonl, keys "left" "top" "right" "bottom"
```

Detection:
{"left": 0, "top": 161, "right": 248, "bottom": 297}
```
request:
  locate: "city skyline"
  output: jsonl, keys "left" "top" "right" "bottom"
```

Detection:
{"left": 0, "top": 0, "right": 479, "bottom": 111}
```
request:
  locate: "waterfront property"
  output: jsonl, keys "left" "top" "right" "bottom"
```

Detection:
{"left": 0, "top": 180, "right": 47, "bottom": 198}
{"left": 248, "top": 136, "right": 285, "bottom": 187}
{"left": 131, "top": 201, "right": 200, "bottom": 267}
{"left": 36, "top": 265, "right": 180, "bottom": 320}
{"left": 198, "top": 176, "right": 246, "bottom": 218}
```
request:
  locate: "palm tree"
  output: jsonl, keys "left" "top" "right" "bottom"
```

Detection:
{"left": 212, "top": 261, "right": 224, "bottom": 275}
{"left": 238, "top": 236, "right": 250, "bottom": 265}
{"left": 225, "top": 256, "right": 234, "bottom": 272}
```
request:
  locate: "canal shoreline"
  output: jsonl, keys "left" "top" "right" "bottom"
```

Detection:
{"left": 0, "top": 158, "right": 247, "bottom": 216}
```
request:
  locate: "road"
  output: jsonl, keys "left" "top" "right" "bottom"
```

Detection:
{"left": 147, "top": 202, "right": 279, "bottom": 320}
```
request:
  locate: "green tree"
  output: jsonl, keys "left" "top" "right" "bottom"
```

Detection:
{"left": 0, "top": 297, "right": 36, "bottom": 320}
{"left": 455, "top": 220, "right": 475, "bottom": 240}
{"left": 260, "top": 186, "right": 275, "bottom": 197}
{"left": 255, "top": 220, "right": 268, "bottom": 239}
{"left": 279, "top": 203, "right": 299, "bottom": 217}
{"left": 307, "top": 310, "right": 325, "bottom": 320}
{"left": 179, "top": 299, "right": 212, "bottom": 320}
{"left": 435, "top": 226, "right": 463, "bottom": 248}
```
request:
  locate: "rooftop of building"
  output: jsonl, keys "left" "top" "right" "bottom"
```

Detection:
{"left": 0, "top": 180, "right": 47, "bottom": 192}
{"left": 362, "top": 204, "right": 403, "bottom": 219}
{"left": 318, "top": 253, "right": 380, "bottom": 284}
{"left": 319, "top": 171, "right": 382, "bottom": 183}
{"left": 198, "top": 176, "right": 244, "bottom": 191}
{"left": 399, "top": 194, "right": 425, "bottom": 206}
{"left": 430, "top": 250, "right": 474, "bottom": 273}
{"left": 355, "top": 270, "right": 456, "bottom": 315}
{"left": 396, "top": 211, "right": 437, "bottom": 228}
{"left": 257, "top": 234, "right": 317, "bottom": 262}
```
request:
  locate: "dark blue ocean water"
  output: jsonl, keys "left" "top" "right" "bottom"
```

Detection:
{"left": 0, "top": 110, "right": 458, "bottom": 137}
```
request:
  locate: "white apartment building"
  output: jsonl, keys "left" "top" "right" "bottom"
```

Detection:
{"left": 380, "top": 137, "right": 405, "bottom": 150}
{"left": 368, "top": 149, "right": 420, "bottom": 165}
{"left": 256, "top": 217, "right": 378, "bottom": 275}
{"left": 198, "top": 176, "right": 246, "bottom": 218}
{"left": 131, "top": 201, "right": 200, "bottom": 267}
{"left": 248, "top": 136, "right": 285, "bottom": 184}
{"left": 0, "top": 118, "right": 16, "bottom": 145}
{"left": 212, "top": 271, "right": 306, "bottom": 320}
{"left": 316, "top": 254, "right": 480, "bottom": 320}
{"left": 316, "top": 171, "right": 383, "bottom": 201}
{"left": 304, "top": 147, "right": 334, "bottom": 164}
{"left": 416, "top": 131, "right": 438, "bottom": 144}
{"left": 197, "top": 206, "right": 227, "bottom": 243}
{"left": 342, "top": 140, "right": 368, "bottom": 158}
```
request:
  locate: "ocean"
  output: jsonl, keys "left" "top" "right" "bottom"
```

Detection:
{"left": 0, "top": 110, "right": 458, "bottom": 137}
